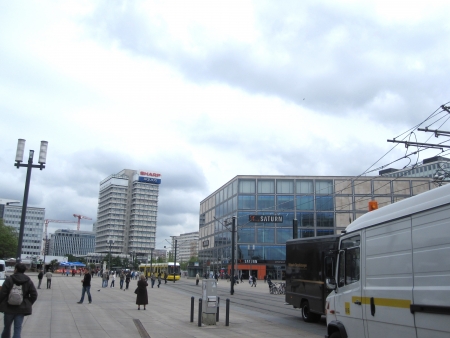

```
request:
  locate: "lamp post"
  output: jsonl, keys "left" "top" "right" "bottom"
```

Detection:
{"left": 248, "top": 245, "right": 255, "bottom": 281}
{"left": 173, "top": 239, "right": 177, "bottom": 283}
{"left": 14, "top": 139, "right": 48, "bottom": 262}
{"left": 150, "top": 248, "right": 154, "bottom": 278}
{"left": 107, "top": 239, "right": 114, "bottom": 270}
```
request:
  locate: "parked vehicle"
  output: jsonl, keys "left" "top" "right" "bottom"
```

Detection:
{"left": 325, "top": 183, "right": 450, "bottom": 338}
{"left": 285, "top": 235, "right": 339, "bottom": 322}
{"left": 0, "top": 260, "right": 6, "bottom": 290}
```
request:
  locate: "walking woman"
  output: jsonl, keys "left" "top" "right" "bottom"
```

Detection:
{"left": 136, "top": 275, "right": 148, "bottom": 310}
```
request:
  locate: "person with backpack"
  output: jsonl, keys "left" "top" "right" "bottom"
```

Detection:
{"left": 0, "top": 263, "right": 38, "bottom": 338}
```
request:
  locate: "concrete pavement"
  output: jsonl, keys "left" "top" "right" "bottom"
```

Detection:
{"left": 1, "top": 273, "right": 324, "bottom": 338}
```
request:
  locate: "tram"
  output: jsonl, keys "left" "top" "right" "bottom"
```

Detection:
{"left": 138, "top": 262, "right": 181, "bottom": 281}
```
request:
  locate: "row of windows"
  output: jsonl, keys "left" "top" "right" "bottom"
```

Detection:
{"left": 239, "top": 179, "right": 333, "bottom": 194}
{"left": 237, "top": 195, "right": 333, "bottom": 211}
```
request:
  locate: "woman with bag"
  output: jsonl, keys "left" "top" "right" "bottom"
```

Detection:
{"left": 135, "top": 275, "right": 148, "bottom": 310}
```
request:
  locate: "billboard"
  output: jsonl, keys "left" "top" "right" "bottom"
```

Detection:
{"left": 138, "top": 170, "right": 162, "bottom": 184}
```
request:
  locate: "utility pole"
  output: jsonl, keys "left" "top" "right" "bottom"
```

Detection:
{"left": 230, "top": 216, "right": 236, "bottom": 295}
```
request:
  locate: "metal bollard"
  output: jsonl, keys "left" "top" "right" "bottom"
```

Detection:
{"left": 216, "top": 296, "right": 220, "bottom": 322}
{"left": 198, "top": 298, "right": 202, "bottom": 327}
{"left": 190, "top": 296, "right": 194, "bottom": 322}
{"left": 225, "top": 298, "right": 230, "bottom": 326}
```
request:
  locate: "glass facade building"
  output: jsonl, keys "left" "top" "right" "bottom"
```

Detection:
{"left": 198, "top": 175, "right": 433, "bottom": 280}
{"left": 49, "top": 229, "right": 95, "bottom": 256}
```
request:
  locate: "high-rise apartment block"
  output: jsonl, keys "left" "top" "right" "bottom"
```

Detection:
{"left": 171, "top": 231, "right": 199, "bottom": 262}
{"left": 95, "top": 169, "right": 161, "bottom": 258}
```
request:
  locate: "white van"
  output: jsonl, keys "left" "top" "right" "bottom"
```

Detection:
{"left": 325, "top": 183, "right": 450, "bottom": 338}
{"left": 0, "top": 260, "right": 5, "bottom": 289}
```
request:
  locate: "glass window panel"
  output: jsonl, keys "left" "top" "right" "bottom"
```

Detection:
{"left": 232, "top": 196, "right": 237, "bottom": 211}
{"left": 227, "top": 199, "right": 233, "bottom": 215}
{"left": 233, "top": 180, "right": 238, "bottom": 195}
{"left": 296, "top": 195, "right": 314, "bottom": 210}
{"left": 277, "top": 180, "right": 294, "bottom": 194}
{"left": 316, "top": 180, "right": 333, "bottom": 194}
{"left": 277, "top": 195, "right": 294, "bottom": 210}
{"left": 317, "top": 229, "right": 334, "bottom": 236}
{"left": 227, "top": 184, "right": 233, "bottom": 198}
{"left": 298, "top": 212, "right": 314, "bottom": 227}
{"left": 215, "top": 193, "right": 220, "bottom": 205}
{"left": 219, "top": 189, "right": 223, "bottom": 203}
{"left": 317, "top": 212, "right": 334, "bottom": 227}
{"left": 278, "top": 212, "right": 295, "bottom": 227}
{"left": 239, "top": 180, "right": 256, "bottom": 193}
{"left": 238, "top": 228, "right": 255, "bottom": 243}
{"left": 276, "top": 228, "right": 292, "bottom": 244}
{"left": 258, "top": 180, "right": 275, "bottom": 193}
{"left": 299, "top": 229, "right": 315, "bottom": 238}
{"left": 257, "top": 228, "right": 275, "bottom": 243}
{"left": 257, "top": 195, "right": 275, "bottom": 210}
{"left": 238, "top": 195, "right": 256, "bottom": 210}
{"left": 264, "top": 245, "right": 286, "bottom": 260}
{"left": 238, "top": 212, "right": 253, "bottom": 226}
{"left": 297, "top": 180, "right": 314, "bottom": 193}
{"left": 316, "top": 196, "right": 334, "bottom": 210}
{"left": 223, "top": 186, "right": 228, "bottom": 200}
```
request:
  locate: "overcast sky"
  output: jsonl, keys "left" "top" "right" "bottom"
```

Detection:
{"left": 2, "top": 0, "right": 450, "bottom": 250}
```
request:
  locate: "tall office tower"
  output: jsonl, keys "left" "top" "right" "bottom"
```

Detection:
{"left": 95, "top": 169, "right": 161, "bottom": 259}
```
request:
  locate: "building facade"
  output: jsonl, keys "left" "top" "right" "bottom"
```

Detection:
{"left": 49, "top": 229, "right": 96, "bottom": 256}
{"left": 380, "top": 156, "right": 450, "bottom": 182}
{"left": 1, "top": 200, "right": 45, "bottom": 257}
{"left": 95, "top": 169, "right": 161, "bottom": 259}
{"left": 198, "top": 175, "right": 433, "bottom": 280}
{"left": 171, "top": 232, "right": 199, "bottom": 263}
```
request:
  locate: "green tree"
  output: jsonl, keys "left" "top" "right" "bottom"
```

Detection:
{"left": 66, "top": 254, "right": 76, "bottom": 262}
{"left": 89, "top": 263, "right": 96, "bottom": 270}
{"left": 112, "top": 256, "right": 122, "bottom": 267}
{"left": 0, "top": 218, "right": 18, "bottom": 259}
{"left": 50, "top": 259, "right": 59, "bottom": 272}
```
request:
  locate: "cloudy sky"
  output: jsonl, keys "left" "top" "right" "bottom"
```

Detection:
{"left": 2, "top": 0, "right": 450, "bottom": 249}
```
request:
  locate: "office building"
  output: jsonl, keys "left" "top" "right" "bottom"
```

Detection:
{"left": 95, "top": 169, "right": 161, "bottom": 258}
{"left": 49, "top": 229, "right": 96, "bottom": 256}
{"left": 1, "top": 201, "right": 45, "bottom": 256}
{"left": 380, "top": 156, "right": 450, "bottom": 181}
{"left": 198, "top": 175, "right": 433, "bottom": 280}
{"left": 171, "top": 232, "right": 199, "bottom": 263}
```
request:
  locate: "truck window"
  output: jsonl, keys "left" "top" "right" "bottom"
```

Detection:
{"left": 337, "top": 235, "right": 360, "bottom": 287}
{"left": 324, "top": 256, "right": 334, "bottom": 279}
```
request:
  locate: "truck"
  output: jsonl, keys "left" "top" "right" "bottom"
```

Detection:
{"left": 325, "top": 183, "right": 450, "bottom": 338}
{"left": 285, "top": 235, "right": 339, "bottom": 322}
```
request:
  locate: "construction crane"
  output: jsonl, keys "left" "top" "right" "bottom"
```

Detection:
{"left": 42, "top": 219, "right": 76, "bottom": 255}
{"left": 73, "top": 214, "right": 92, "bottom": 231}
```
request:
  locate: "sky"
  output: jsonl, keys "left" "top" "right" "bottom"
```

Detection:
{"left": 1, "top": 0, "right": 450, "bottom": 250}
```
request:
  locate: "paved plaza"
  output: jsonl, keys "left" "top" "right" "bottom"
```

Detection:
{"left": 1, "top": 273, "right": 324, "bottom": 338}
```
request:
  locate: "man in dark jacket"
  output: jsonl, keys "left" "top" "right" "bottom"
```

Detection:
{"left": 77, "top": 269, "right": 92, "bottom": 304}
{"left": 37, "top": 270, "right": 44, "bottom": 289}
{"left": 0, "top": 263, "right": 38, "bottom": 338}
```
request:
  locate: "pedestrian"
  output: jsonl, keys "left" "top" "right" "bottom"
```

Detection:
{"left": 150, "top": 273, "right": 155, "bottom": 288}
{"left": 249, "top": 275, "right": 252, "bottom": 286}
{"left": 110, "top": 273, "right": 115, "bottom": 288}
{"left": 66, "top": 269, "right": 69, "bottom": 277}
{"left": 0, "top": 263, "right": 38, "bottom": 338}
{"left": 77, "top": 269, "right": 92, "bottom": 304}
{"left": 135, "top": 275, "right": 148, "bottom": 310}
{"left": 37, "top": 270, "right": 43, "bottom": 289}
{"left": 125, "top": 272, "right": 131, "bottom": 290}
{"left": 164, "top": 272, "right": 167, "bottom": 284}
{"left": 264, "top": 275, "right": 267, "bottom": 283}
{"left": 252, "top": 275, "right": 257, "bottom": 287}
{"left": 196, "top": 273, "right": 199, "bottom": 286}
{"left": 157, "top": 273, "right": 161, "bottom": 288}
{"left": 119, "top": 271, "right": 125, "bottom": 289}
{"left": 102, "top": 271, "right": 108, "bottom": 288}
{"left": 46, "top": 270, "right": 53, "bottom": 289}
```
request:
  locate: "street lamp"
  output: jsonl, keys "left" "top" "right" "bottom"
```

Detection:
{"left": 14, "top": 139, "right": 48, "bottom": 262}
{"left": 107, "top": 239, "right": 114, "bottom": 270}
{"left": 173, "top": 239, "right": 177, "bottom": 283}
{"left": 248, "top": 245, "right": 255, "bottom": 281}
{"left": 150, "top": 248, "right": 154, "bottom": 278}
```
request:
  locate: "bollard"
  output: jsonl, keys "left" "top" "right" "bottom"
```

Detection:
{"left": 198, "top": 298, "right": 202, "bottom": 327}
{"left": 190, "top": 296, "right": 194, "bottom": 322}
{"left": 216, "top": 296, "right": 220, "bottom": 322}
{"left": 225, "top": 298, "right": 230, "bottom": 326}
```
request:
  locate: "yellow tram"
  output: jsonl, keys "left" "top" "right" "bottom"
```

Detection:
{"left": 139, "top": 262, "right": 181, "bottom": 281}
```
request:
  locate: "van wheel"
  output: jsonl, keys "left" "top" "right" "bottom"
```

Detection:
{"left": 301, "top": 301, "right": 320, "bottom": 322}
{"left": 329, "top": 332, "right": 342, "bottom": 338}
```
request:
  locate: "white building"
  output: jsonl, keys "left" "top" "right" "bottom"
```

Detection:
{"left": 171, "top": 231, "right": 199, "bottom": 263}
{"left": 95, "top": 169, "right": 161, "bottom": 258}
{"left": 1, "top": 202, "right": 45, "bottom": 257}
{"left": 49, "top": 229, "right": 96, "bottom": 256}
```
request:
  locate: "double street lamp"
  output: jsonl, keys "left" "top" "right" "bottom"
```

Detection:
{"left": 14, "top": 139, "right": 48, "bottom": 262}
{"left": 107, "top": 239, "right": 114, "bottom": 270}
{"left": 150, "top": 248, "right": 154, "bottom": 277}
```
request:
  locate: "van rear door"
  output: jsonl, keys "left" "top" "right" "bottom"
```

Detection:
{"left": 411, "top": 205, "right": 450, "bottom": 337}
{"left": 363, "top": 218, "right": 416, "bottom": 337}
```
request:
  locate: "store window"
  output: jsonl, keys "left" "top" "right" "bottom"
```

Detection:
{"left": 297, "top": 180, "right": 314, "bottom": 193}
{"left": 316, "top": 196, "right": 334, "bottom": 210}
{"left": 297, "top": 212, "right": 314, "bottom": 227}
{"left": 277, "top": 195, "right": 294, "bottom": 210}
{"left": 257, "top": 195, "right": 275, "bottom": 210}
{"left": 239, "top": 180, "right": 256, "bottom": 193}
{"left": 277, "top": 180, "right": 294, "bottom": 194}
{"left": 258, "top": 180, "right": 275, "bottom": 193}
{"left": 316, "top": 180, "right": 333, "bottom": 194}
{"left": 317, "top": 212, "right": 334, "bottom": 227}
{"left": 257, "top": 228, "right": 275, "bottom": 243}
{"left": 276, "top": 228, "right": 292, "bottom": 244}
{"left": 237, "top": 228, "right": 255, "bottom": 243}
{"left": 238, "top": 195, "right": 256, "bottom": 210}
{"left": 296, "top": 195, "right": 314, "bottom": 210}
{"left": 299, "top": 229, "right": 315, "bottom": 238}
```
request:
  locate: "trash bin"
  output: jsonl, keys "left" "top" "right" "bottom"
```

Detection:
{"left": 202, "top": 279, "right": 217, "bottom": 325}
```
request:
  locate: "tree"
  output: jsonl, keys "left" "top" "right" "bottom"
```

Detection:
{"left": 50, "top": 259, "right": 59, "bottom": 272}
{"left": 112, "top": 256, "right": 122, "bottom": 267}
{"left": 0, "top": 218, "right": 18, "bottom": 259}
{"left": 66, "top": 254, "right": 76, "bottom": 262}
